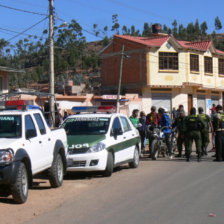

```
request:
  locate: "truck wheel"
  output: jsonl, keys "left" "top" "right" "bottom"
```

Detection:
{"left": 103, "top": 152, "right": 113, "bottom": 177}
{"left": 48, "top": 153, "right": 64, "bottom": 188}
{"left": 151, "top": 140, "right": 159, "bottom": 160}
{"left": 129, "top": 146, "right": 139, "bottom": 168}
{"left": 11, "top": 162, "right": 28, "bottom": 204}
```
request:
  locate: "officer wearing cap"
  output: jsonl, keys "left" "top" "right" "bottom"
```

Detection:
{"left": 185, "top": 107, "right": 205, "bottom": 162}
{"left": 198, "top": 107, "right": 213, "bottom": 156}
{"left": 213, "top": 105, "right": 224, "bottom": 161}
{"left": 172, "top": 110, "right": 187, "bottom": 157}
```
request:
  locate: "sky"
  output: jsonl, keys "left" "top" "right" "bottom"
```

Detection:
{"left": 0, "top": 0, "right": 224, "bottom": 44}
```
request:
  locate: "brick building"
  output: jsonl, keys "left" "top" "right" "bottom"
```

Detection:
{"left": 100, "top": 33, "right": 224, "bottom": 114}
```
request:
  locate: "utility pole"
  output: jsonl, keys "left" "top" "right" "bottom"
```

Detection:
{"left": 49, "top": 0, "right": 55, "bottom": 126}
{"left": 116, "top": 44, "right": 125, "bottom": 113}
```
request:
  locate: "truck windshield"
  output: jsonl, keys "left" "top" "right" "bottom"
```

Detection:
{"left": 0, "top": 115, "right": 22, "bottom": 138}
{"left": 61, "top": 117, "right": 110, "bottom": 135}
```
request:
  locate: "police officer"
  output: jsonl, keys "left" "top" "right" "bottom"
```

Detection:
{"left": 173, "top": 110, "right": 187, "bottom": 157}
{"left": 198, "top": 107, "right": 213, "bottom": 156}
{"left": 213, "top": 105, "right": 224, "bottom": 161}
{"left": 185, "top": 107, "right": 204, "bottom": 162}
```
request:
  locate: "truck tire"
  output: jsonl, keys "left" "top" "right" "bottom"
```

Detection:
{"left": 151, "top": 140, "right": 159, "bottom": 160}
{"left": 129, "top": 146, "right": 139, "bottom": 168}
{"left": 103, "top": 152, "right": 113, "bottom": 177}
{"left": 48, "top": 153, "right": 64, "bottom": 188}
{"left": 11, "top": 162, "right": 28, "bottom": 204}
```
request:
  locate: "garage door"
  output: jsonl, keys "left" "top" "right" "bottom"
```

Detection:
{"left": 152, "top": 93, "right": 171, "bottom": 112}
{"left": 211, "top": 96, "right": 219, "bottom": 106}
{"left": 197, "top": 95, "right": 206, "bottom": 112}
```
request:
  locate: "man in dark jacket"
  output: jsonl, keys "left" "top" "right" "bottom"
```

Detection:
{"left": 173, "top": 110, "right": 187, "bottom": 157}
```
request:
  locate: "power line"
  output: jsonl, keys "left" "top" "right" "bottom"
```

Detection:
{"left": 7, "top": 17, "right": 48, "bottom": 42}
{"left": 0, "top": 3, "right": 48, "bottom": 16}
{"left": 0, "top": 27, "right": 42, "bottom": 38}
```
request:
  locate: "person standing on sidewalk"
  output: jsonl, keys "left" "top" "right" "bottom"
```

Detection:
{"left": 129, "top": 109, "right": 140, "bottom": 128}
{"left": 198, "top": 107, "right": 213, "bottom": 156}
{"left": 139, "top": 111, "right": 147, "bottom": 151}
{"left": 213, "top": 105, "right": 224, "bottom": 162}
{"left": 185, "top": 107, "right": 204, "bottom": 162}
{"left": 159, "top": 108, "right": 173, "bottom": 159}
{"left": 172, "top": 110, "right": 187, "bottom": 157}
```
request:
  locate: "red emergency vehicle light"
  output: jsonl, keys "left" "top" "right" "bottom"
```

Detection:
{"left": 98, "top": 106, "right": 116, "bottom": 112}
{"left": 5, "top": 100, "right": 28, "bottom": 110}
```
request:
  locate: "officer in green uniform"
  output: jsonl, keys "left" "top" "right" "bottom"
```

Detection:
{"left": 198, "top": 107, "right": 213, "bottom": 156}
{"left": 213, "top": 105, "right": 224, "bottom": 161}
{"left": 185, "top": 107, "right": 205, "bottom": 162}
{"left": 173, "top": 110, "right": 187, "bottom": 157}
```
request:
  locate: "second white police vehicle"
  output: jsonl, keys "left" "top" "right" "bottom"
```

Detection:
{"left": 61, "top": 106, "right": 141, "bottom": 177}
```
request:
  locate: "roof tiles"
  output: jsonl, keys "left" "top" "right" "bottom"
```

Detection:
{"left": 114, "top": 35, "right": 224, "bottom": 55}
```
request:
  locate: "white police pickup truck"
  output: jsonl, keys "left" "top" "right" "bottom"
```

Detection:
{"left": 0, "top": 101, "right": 68, "bottom": 203}
{"left": 61, "top": 106, "right": 141, "bottom": 177}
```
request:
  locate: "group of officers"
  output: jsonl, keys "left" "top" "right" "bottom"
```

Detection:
{"left": 130, "top": 103, "right": 224, "bottom": 162}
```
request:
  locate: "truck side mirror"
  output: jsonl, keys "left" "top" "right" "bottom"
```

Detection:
{"left": 26, "top": 129, "right": 37, "bottom": 139}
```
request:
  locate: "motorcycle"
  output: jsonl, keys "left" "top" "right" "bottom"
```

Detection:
{"left": 151, "top": 126, "right": 177, "bottom": 160}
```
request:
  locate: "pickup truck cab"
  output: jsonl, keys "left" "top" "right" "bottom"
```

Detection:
{"left": 61, "top": 106, "right": 141, "bottom": 177}
{"left": 0, "top": 106, "right": 68, "bottom": 203}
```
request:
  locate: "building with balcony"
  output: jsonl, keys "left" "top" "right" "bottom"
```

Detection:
{"left": 100, "top": 34, "right": 224, "bottom": 114}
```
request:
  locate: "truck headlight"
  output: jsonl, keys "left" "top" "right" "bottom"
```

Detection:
{"left": 0, "top": 149, "right": 14, "bottom": 163}
{"left": 87, "top": 142, "right": 106, "bottom": 153}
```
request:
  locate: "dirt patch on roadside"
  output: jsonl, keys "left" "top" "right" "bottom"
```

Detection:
{"left": 0, "top": 173, "right": 102, "bottom": 224}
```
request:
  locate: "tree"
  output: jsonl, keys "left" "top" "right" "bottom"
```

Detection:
{"left": 186, "top": 22, "right": 195, "bottom": 41}
{"left": 200, "top": 21, "right": 208, "bottom": 36}
{"left": 172, "top": 19, "right": 178, "bottom": 37}
{"left": 122, "top": 25, "right": 128, "bottom": 35}
{"left": 111, "top": 14, "right": 120, "bottom": 34}
{"left": 194, "top": 19, "right": 200, "bottom": 39}
{"left": 215, "top": 16, "right": 222, "bottom": 30}
{"left": 142, "top": 23, "right": 151, "bottom": 36}
{"left": 178, "top": 24, "right": 187, "bottom": 40}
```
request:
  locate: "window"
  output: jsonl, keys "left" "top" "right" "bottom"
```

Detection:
{"left": 159, "top": 52, "right": 178, "bottom": 70}
{"left": 61, "top": 117, "right": 110, "bottom": 135}
{"left": 190, "top": 54, "right": 199, "bottom": 72}
{"left": 112, "top": 117, "right": 122, "bottom": 133}
{"left": 0, "top": 115, "right": 21, "bottom": 138}
{"left": 120, "top": 117, "right": 131, "bottom": 132}
{"left": 25, "top": 115, "right": 37, "bottom": 139}
{"left": 34, "top": 113, "right": 46, "bottom": 135}
{"left": 218, "top": 58, "right": 224, "bottom": 75}
{"left": 204, "top": 56, "right": 213, "bottom": 74}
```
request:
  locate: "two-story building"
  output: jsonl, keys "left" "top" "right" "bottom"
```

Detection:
{"left": 100, "top": 33, "right": 224, "bottom": 114}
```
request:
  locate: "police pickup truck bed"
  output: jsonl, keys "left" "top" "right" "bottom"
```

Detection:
{"left": 0, "top": 109, "right": 67, "bottom": 203}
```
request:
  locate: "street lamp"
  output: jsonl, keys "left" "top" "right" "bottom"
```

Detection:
{"left": 116, "top": 44, "right": 130, "bottom": 113}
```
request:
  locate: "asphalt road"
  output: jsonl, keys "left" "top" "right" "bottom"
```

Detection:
{"left": 25, "top": 152, "right": 224, "bottom": 224}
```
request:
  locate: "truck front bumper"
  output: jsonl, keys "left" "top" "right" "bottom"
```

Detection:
{"left": 0, "top": 161, "right": 19, "bottom": 185}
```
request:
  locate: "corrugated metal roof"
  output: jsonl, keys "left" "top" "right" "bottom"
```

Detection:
{"left": 0, "top": 66, "right": 25, "bottom": 73}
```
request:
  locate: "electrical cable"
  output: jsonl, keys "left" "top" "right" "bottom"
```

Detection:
{"left": 0, "top": 27, "right": 42, "bottom": 38}
{"left": 0, "top": 3, "right": 48, "bottom": 16}
{"left": 7, "top": 17, "right": 48, "bottom": 42}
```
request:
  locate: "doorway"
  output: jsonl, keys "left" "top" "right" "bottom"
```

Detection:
{"left": 188, "top": 94, "right": 193, "bottom": 115}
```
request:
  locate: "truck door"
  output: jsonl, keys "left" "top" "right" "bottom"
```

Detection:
{"left": 24, "top": 115, "right": 44, "bottom": 173}
{"left": 33, "top": 113, "right": 53, "bottom": 167}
